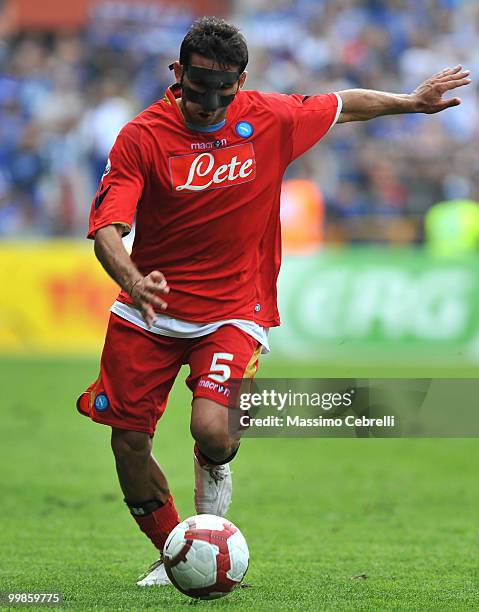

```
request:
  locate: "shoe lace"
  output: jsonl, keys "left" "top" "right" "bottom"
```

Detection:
{"left": 206, "top": 465, "right": 227, "bottom": 484}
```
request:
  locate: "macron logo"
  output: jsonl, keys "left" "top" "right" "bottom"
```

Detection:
{"left": 191, "top": 139, "right": 227, "bottom": 150}
{"left": 169, "top": 143, "right": 256, "bottom": 193}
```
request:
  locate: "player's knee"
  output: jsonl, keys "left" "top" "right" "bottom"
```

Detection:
{"left": 191, "top": 423, "right": 235, "bottom": 460}
{"left": 191, "top": 398, "right": 237, "bottom": 460}
{"left": 111, "top": 428, "right": 151, "bottom": 461}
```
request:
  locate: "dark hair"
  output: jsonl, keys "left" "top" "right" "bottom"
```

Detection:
{"left": 180, "top": 17, "right": 248, "bottom": 73}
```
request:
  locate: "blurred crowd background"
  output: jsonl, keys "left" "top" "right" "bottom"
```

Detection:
{"left": 0, "top": 0, "right": 478, "bottom": 241}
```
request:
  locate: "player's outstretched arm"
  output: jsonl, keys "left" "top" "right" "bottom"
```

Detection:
{"left": 336, "top": 65, "right": 471, "bottom": 123}
{"left": 94, "top": 224, "right": 169, "bottom": 327}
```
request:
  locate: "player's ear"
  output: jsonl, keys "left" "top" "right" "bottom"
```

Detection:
{"left": 171, "top": 61, "right": 183, "bottom": 84}
{"left": 239, "top": 71, "right": 248, "bottom": 88}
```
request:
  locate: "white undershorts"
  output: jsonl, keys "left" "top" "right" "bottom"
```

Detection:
{"left": 110, "top": 300, "right": 270, "bottom": 353}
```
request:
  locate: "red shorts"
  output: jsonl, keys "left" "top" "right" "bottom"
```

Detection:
{"left": 77, "top": 313, "right": 261, "bottom": 435}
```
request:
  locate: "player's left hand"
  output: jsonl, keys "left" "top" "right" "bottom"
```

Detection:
{"left": 411, "top": 65, "right": 471, "bottom": 114}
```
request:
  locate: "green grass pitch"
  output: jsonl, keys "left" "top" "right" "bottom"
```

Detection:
{"left": 1, "top": 356, "right": 479, "bottom": 610}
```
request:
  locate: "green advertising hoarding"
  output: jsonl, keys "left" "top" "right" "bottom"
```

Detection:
{"left": 273, "top": 249, "right": 479, "bottom": 365}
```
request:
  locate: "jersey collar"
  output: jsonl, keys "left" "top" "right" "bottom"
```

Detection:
{"left": 185, "top": 119, "right": 226, "bottom": 133}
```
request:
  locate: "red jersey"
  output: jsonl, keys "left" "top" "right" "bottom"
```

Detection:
{"left": 88, "top": 86, "right": 340, "bottom": 326}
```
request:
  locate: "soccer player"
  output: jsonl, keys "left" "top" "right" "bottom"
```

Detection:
{"left": 76, "top": 17, "right": 470, "bottom": 586}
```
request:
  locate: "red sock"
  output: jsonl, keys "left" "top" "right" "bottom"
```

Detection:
{"left": 132, "top": 495, "right": 180, "bottom": 552}
{"left": 194, "top": 442, "right": 209, "bottom": 467}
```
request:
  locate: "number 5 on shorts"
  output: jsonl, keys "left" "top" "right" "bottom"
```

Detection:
{"left": 209, "top": 352, "right": 234, "bottom": 383}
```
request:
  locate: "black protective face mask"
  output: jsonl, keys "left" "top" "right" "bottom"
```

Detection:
{"left": 171, "top": 64, "right": 241, "bottom": 112}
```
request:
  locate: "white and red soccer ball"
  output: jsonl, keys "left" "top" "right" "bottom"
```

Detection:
{"left": 163, "top": 514, "right": 249, "bottom": 600}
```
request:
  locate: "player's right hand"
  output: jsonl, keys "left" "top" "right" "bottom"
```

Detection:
{"left": 129, "top": 270, "right": 170, "bottom": 328}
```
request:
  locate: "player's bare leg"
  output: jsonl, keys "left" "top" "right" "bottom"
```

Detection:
{"left": 190, "top": 398, "right": 239, "bottom": 517}
{"left": 149, "top": 455, "right": 170, "bottom": 501}
{"left": 110, "top": 428, "right": 180, "bottom": 586}
{"left": 111, "top": 429, "right": 168, "bottom": 501}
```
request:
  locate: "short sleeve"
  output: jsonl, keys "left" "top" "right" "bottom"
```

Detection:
{"left": 288, "top": 92, "right": 342, "bottom": 161}
{"left": 87, "top": 122, "right": 145, "bottom": 239}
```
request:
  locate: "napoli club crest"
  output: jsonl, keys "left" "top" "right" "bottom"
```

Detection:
{"left": 94, "top": 393, "right": 110, "bottom": 412}
{"left": 235, "top": 121, "right": 254, "bottom": 138}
